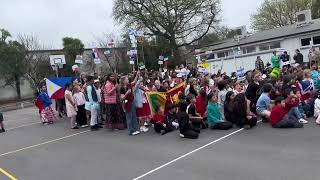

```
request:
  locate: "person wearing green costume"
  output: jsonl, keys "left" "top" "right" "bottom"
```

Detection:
{"left": 271, "top": 51, "right": 280, "bottom": 69}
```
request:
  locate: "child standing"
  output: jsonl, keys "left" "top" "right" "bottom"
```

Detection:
{"left": 65, "top": 83, "right": 78, "bottom": 129}
{"left": 206, "top": 93, "right": 232, "bottom": 130}
{"left": 0, "top": 112, "right": 5, "bottom": 133}
{"left": 217, "top": 80, "right": 228, "bottom": 120}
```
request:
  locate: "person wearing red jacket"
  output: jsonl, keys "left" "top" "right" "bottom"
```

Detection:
{"left": 195, "top": 90, "right": 207, "bottom": 118}
{"left": 270, "top": 95, "right": 304, "bottom": 128}
{"left": 152, "top": 106, "right": 174, "bottom": 135}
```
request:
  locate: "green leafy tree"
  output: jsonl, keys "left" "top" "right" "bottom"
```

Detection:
{"left": 113, "top": 0, "right": 221, "bottom": 65}
{"left": 312, "top": 0, "right": 320, "bottom": 19}
{"left": 251, "top": 0, "right": 312, "bottom": 31}
{"left": 0, "top": 29, "right": 11, "bottom": 42}
{"left": 62, "top": 37, "right": 84, "bottom": 76}
{"left": 0, "top": 31, "right": 26, "bottom": 99}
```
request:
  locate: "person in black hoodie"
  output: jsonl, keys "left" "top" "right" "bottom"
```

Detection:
{"left": 233, "top": 93, "right": 257, "bottom": 129}
{"left": 245, "top": 71, "right": 262, "bottom": 114}
{"left": 177, "top": 102, "right": 199, "bottom": 139}
{"left": 224, "top": 91, "right": 235, "bottom": 124}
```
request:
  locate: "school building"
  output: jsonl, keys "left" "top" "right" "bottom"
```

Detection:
{"left": 197, "top": 14, "right": 320, "bottom": 75}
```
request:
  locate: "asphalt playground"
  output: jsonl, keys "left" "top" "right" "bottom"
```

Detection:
{"left": 0, "top": 107, "right": 320, "bottom": 180}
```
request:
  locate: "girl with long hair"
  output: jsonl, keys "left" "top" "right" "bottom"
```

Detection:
{"left": 232, "top": 93, "right": 257, "bottom": 129}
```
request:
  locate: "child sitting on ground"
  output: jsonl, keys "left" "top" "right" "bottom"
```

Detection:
{"left": 270, "top": 95, "right": 304, "bottom": 128}
{"left": 177, "top": 102, "right": 199, "bottom": 139}
{"left": 0, "top": 112, "right": 5, "bottom": 133}
{"left": 186, "top": 94, "right": 207, "bottom": 130}
{"left": 166, "top": 104, "right": 179, "bottom": 130}
{"left": 206, "top": 93, "right": 232, "bottom": 130}
{"left": 152, "top": 106, "right": 174, "bottom": 135}
{"left": 256, "top": 83, "right": 273, "bottom": 121}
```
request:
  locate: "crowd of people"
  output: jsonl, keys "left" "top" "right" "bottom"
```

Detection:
{"left": 2, "top": 50, "right": 320, "bottom": 138}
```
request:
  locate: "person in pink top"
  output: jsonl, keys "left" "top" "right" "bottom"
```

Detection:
{"left": 104, "top": 73, "right": 126, "bottom": 130}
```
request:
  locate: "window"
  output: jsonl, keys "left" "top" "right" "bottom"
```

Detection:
{"left": 270, "top": 42, "right": 280, "bottom": 49}
{"left": 301, "top": 38, "right": 312, "bottom": 46}
{"left": 313, "top": 36, "right": 320, "bottom": 45}
{"left": 207, "top": 53, "right": 215, "bottom": 60}
{"left": 259, "top": 43, "right": 270, "bottom": 51}
{"left": 259, "top": 41, "right": 281, "bottom": 51}
{"left": 242, "top": 46, "right": 256, "bottom": 54}
{"left": 217, "top": 51, "right": 225, "bottom": 58}
{"left": 297, "top": 14, "right": 306, "bottom": 22}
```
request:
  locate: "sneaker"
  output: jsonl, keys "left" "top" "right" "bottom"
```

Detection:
{"left": 141, "top": 126, "right": 149, "bottom": 132}
{"left": 81, "top": 124, "right": 89, "bottom": 128}
{"left": 0, "top": 129, "right": 5, "bottom": 133}
{"left": 48, "top": 121, "right": 54, "bottom": 124}
{"left": 316, "top": 120, "right": 320, "bottom": 125}
{"left": 179, "top": 133, "right": 185, "bottom": 138}
{"left": 131, "top": 131, "right": 140, "bottom": 136}
{"left": 299, "top": 119, "right": 308, "bottom": 124}
{"left": 43, "top": 122, "right": 49, "bottom": 125}
{"left": 71, "top": 126, "right": 79, "bottom": 129}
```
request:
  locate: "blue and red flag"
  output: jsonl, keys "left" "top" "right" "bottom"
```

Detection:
{"left": 46, "top": 77, "right": 72, "bottom": 99}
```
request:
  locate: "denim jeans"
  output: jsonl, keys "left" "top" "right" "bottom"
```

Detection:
{"left": 291, "top": 107, "right": 304, "bottom": 119}
{"left": 274, "top": 108, "right": 303, "bottom": 128}
{"left": 125, "top": 103, "right": 138, "bottom": 135}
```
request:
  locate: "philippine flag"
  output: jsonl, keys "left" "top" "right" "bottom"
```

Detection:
{"left": 46, "top": 77, "right": 72, "bottom": 99}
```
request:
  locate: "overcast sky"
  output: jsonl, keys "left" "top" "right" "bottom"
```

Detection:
{"left": 0, "top": 0, "right": 264, "bottom": 49}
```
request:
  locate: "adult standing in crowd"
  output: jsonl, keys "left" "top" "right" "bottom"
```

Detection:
{"left": 104, "top": 73, "right": 126, "bottom": 130}
{"left": 271, "top": 51, "right": 280, "bottom": 69}
{"left": 294, "top": 49, "right": 304, "bottom": 66}
{"left": 255, "top": 56, "right": 264, "bottom": 73}
{"left": 120, "top": 71, "right": 141, "bottom": 136}
{"left": 85, "top": 76, "right": 100, "bottom": 131}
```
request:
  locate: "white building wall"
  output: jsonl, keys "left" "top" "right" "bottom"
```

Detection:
{"left": 207, "top": 33, "right": 320, "bottom": 75}
{"left": 0, "top": 79, "right": 34, "bottom": 102}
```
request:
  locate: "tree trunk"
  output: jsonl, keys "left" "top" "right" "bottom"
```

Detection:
{"left": 170, "top": 39, "right": 182, "bottom": 66}
{"left": 15, "top": 75, "right": 21, "bottom": 99}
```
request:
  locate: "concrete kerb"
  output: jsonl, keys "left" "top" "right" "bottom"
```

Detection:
{"left": 0, "top": 101, "right": 35, "bottom": 112}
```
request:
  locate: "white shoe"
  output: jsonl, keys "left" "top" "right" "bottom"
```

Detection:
{"left": 299, "top": 119, "right": 309, "bottom": 124}
{"left": 143, "top": 126, "right": 149, "bottom": 132}
{"left": 179, "top": 133, "right": 185, "bottom": 138}
{"left": 172, "top": 122, "right": 179, "bottom": 129}
{"left": 316, "top": 120, "right": 320, "bottom": 125}
{"left": 131, "top": 131, "right": 140, "bottom": 136}
{"left": 81, "top": 125, "right": 89, "bottom": 128}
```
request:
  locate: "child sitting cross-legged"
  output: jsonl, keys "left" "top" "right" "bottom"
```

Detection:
{"left": 206, "top": 93, "right": 232, "bottom": 130}
{"left": 152, "top": 106, "right": 174, "bottom": 135}
{"left": 270, "top": 95, "right": 304, "bottom": 128}
{"left": 177, "top": 101, "right": 199, "bottom": 139}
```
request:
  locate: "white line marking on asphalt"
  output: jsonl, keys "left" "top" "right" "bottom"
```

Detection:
{"left": 0, "top": 130, "right": 90, "bottom": 158}
{"left": 133, "top": 120, "right": 262, "bottom": 180}
{"left": 6, "top": 122, "right": 40, "bottom": 131}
